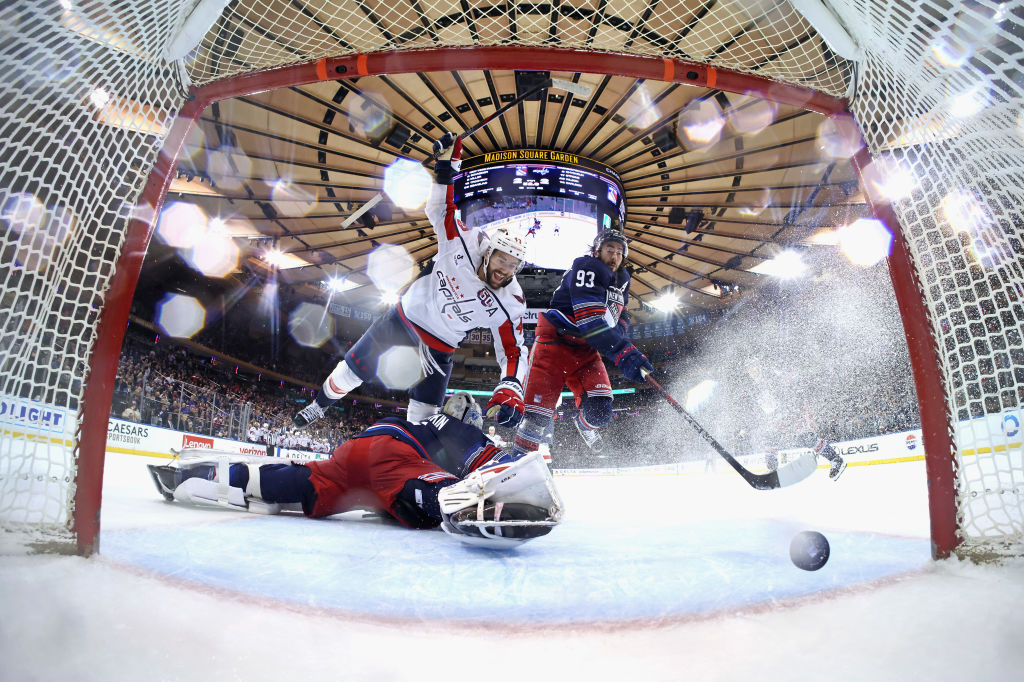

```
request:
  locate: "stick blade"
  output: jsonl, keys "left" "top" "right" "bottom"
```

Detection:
{"left": 774, "top": 452, "right": 819, "bottom": 488}
{"left": 550, "top": 78, "right": 592, "bottom": 98}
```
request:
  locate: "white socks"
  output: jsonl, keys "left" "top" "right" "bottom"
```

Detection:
{"left": 407, "top": 399, "right": 440, "bottom": 423}
{"left": 322, "top": 361, "right": 363, "bottom": 401}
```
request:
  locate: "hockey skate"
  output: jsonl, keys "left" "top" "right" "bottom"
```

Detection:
{"left": 814, "top": 438, "right": 847, "bottom": 481}
{"left": 574, "top": 417, "right": 603, "bottom": 453}
{"left": 292, "top": 401, "right": 325, "bottom": 429}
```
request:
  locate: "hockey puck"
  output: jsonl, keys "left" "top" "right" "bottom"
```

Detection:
{"left": 790, "top": 531, "right": 830, "bottom": 571}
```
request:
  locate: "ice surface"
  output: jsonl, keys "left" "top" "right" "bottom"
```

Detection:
{"left": 2, "top": 452, "right": 1023, "bottom": 681}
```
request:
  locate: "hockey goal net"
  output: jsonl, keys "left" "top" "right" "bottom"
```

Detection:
{"left": 1, "top": 0, "right": 1020, "bottom": 559}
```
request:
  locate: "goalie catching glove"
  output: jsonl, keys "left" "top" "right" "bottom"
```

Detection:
{"left": 437, "top": 451, "right": 564, "bottom": 549}
{"left": 486, "top": 377, "right": 525, "bottom": 428}
{"left": 432, "top": 131, "right": 463, "bottom": 185}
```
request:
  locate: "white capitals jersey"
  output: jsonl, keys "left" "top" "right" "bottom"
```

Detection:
{"left": 399, "top": 182, "right": 529, "bottom": 386}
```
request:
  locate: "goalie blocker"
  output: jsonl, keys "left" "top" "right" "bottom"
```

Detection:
{"left": 148, "top": 393, "right": 562, "bottom": 549}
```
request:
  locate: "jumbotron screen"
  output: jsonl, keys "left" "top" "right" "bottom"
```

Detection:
{"left": 452, "top": 150, "right": 627, "bottom": 270}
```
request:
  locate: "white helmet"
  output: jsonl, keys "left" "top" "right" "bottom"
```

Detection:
{"left": 485, "top": 227, "right": 527, "bottom": 275}
{"left": 442, "top": 391, "right": 483, "bottom": 430}
{"left": 437, "top": 451, "right": 564, "bottom": 549}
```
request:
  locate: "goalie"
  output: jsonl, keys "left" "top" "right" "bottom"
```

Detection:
{"left": 148, "top": 393, "right": 563, "bottom": 549}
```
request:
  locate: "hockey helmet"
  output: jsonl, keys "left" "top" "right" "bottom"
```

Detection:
{"left": 484, "top": 227, "right": 527, "bottom": 275}
{"left": 592, "top": 229, "right": 628, "bottom": 262}
{"left": 442, "top": 391, "right": 484, "bottom": 430}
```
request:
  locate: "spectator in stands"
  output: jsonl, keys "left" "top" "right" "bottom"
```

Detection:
{"left": 121, "top": 401, "right": 141, "bottom": 422}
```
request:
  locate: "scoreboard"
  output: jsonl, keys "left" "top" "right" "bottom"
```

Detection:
{"left": 453, "top": 149, "right": 627, "bottom": 231}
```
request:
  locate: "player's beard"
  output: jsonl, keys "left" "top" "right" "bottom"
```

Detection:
{"left": 483, "top": 263, "right": 513, "bottom": 288}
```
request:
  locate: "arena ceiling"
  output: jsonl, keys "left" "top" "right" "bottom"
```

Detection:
{"left": 152, "top": 2, "right": 873, "bottom": 322}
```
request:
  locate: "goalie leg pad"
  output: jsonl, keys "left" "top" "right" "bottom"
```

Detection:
{"left": 237, "top": 463, "right": 317, "bottom": 514}
{"left": 579, "top": 394, "right": 613, "bottom": 428}
{"left": 172, "top": 477, "right": 248, "bottom": 510}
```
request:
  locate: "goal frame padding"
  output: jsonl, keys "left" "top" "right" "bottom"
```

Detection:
{"left": 76, "top": 45, "right": 956, "bottom": 557}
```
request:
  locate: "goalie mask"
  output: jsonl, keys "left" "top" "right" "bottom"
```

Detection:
{"left": 442, "top": 391, "right": 483, "bottom": 430}
{"left": 437, "top": 451, "right": 564, "bottom": 549}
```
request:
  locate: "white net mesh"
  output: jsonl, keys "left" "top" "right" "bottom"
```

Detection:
{"left": 183, "top": 0, "right": 853, "bottom": 96}
{"left": 1, "top": 0, "right": 1021, "bottom": 557}
{"left": 0, "top": 1, "right": 186, "bottom": 545}
{"left": 837, "top": 0, "right": 1024, "bottom": 558}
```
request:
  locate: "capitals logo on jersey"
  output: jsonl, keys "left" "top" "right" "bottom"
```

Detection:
{"left": 436, "top": 270, "right": 474, "bottom": 323}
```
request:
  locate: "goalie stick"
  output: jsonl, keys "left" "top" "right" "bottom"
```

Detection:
{"left": 643, "top": 372, "right": 818, "bottom": 490}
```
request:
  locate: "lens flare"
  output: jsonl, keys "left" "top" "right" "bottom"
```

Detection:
{"left": 326, "top": 276, "right": 357, "bottom": 293}
{"left": 156, "top": 294, "right": 206, "bottom": 338}
{"left": 931, "top": 35, "right": 972, "bottom": 67}
{"left": 750, "top": 250, "right": 807, "bottom": 279}
{"left": 817, "top": 115, "right": 863, "bottom": 160}
{"left": 685, "top": 380, "right": 717, "bottom": 412}
{"left": 727, "top": 97, "right": 777, "bottom": 135}
{"left": 384, "top": 159, "right": 431, "bottom": 209}
{"left": 2, "top": 193, "right": 45, "bottom": 234}
{"left": 738, "top": 187, "right": 772, "bottom": 217}
{"left": 651, "top": 291, "right": 679, "bottom": 312}
{"left": 288, "top": 302, "right": 334, "bottom": 348}
{"left": 941, "top": 190, "right": 990, "bottom": 234}
{"left": 12, "top": 203, "right": 75, "bottom": 272}
{"left": 178, "top": 123, "right": 206, "bottom": 164}
{"left": 969, "top": 228, "right": 1012, "bottom": 270}
{"left": 157, "top": 201, "right": 207, "bottom": 248}
{"left": 838, "top": 218, "right": 892, "bottom": 266}
{"left": 932, "top": 4, "right": 1004, "bottom": 68}
{"left": 207, "top": 146, "right": 250, "bottom": 191}
{"left": 948, "top": 78, "right": 992, "bottom": 118}
{"left": 182, "top": 219, "right": 239, "bottom": 277}
{"left": 0, "top": 5, "right": 20, "bottom": 43}
{"left": 377, "top": 346, "right": 422, "bottom": 390}
{"left": 677, "top": 98, "right": 725, "bottom": 150}
{"left": 860, "top": 156, "right": 918, "bottom": 205}
{"left": 270, "top": 179, "right": 318, "bottom": 218}
{"left": 367, "top": 244, "right": 414, "bottom": 293}
{"left": 623, "top": 85, "right": 661, "bottom": 129}
{"left": 346, "top": 91, "right": 393, "bottom": 142}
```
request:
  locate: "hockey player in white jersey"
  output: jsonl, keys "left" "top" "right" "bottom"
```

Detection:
{"left": 293, "top": 132, "right": 530, "bottom": 429}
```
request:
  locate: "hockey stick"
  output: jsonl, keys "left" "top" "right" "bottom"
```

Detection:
{"left": 642, "top": 371, "right": 818, "bottom": 490}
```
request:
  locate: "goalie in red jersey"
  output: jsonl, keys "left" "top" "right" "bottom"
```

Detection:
{"left": 148, "top": 393, "right": 563, "bottom": 549}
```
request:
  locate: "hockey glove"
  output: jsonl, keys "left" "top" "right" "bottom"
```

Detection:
{"left": 432, "top": 132, "right": 463, "bottom": 185}
{"left": 486, "top": 377, "right": 525, "bottom": 428}
{"left": 613, "top": 344, "right": 654, "bottom": 383}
